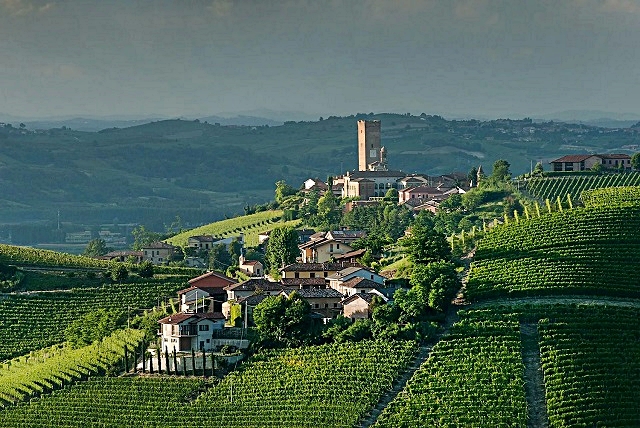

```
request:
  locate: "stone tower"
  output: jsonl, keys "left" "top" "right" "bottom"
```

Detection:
{"left": 357, "top": 120, "right": 381, "bottom": 171}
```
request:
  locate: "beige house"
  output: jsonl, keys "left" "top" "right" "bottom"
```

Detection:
{"left": 299, "top": 238, "right": 353, "bottom": 263}
{"left": 142, "top": 241, "right": 179, "bottom": 265}
{"left": 224, "top": 278, "right": 284, "bottom": 301}
{"left": 281, "top": 288, "right": 343, "bottom": 318}
{"left": 342, "top": 293, "right": 386, "bottom": 319}
{"left": 279, "top": 262, "right": 362, "bottom": 280}
{"left": 327, "top": 267, "right": 385, "bottom": 296}
{"left": 550, "top": 154, "right": 632, "bottom": 172}
{"left": 187, "top": 235, "right": 219, "bottom": 251}
{"left": 238, "top": 255, "right": 264, "bottom": 277}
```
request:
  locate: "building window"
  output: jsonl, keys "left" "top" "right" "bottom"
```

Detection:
{"left": 336, "top": 243, "right": 340, "bottom": 249}
{"left": 206, "top": 339, "right": 210, "bottom": 343}
{"left": 295, "top": 272, "right": 300, "bottom": 278}
{"left": 324, "top": 303, "right": 329, "bottom": 308}
{"left": 324, "top": 272, "right": 328, "bottom": 277}
{"left": 333, "top": 303, "right": 338, "bottom": 308}
{"left": 314, "top": 303, "right": 319, "bottom": 308}
{"left": 199, "top": 324, "right": 209, "bottom": 331}
{"left": 310, "top": 272, "right": 316, "bottom": 278}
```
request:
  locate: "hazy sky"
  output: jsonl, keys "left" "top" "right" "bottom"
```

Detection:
{"left": 1, "top": 0, "right": 639, "bottom": 119}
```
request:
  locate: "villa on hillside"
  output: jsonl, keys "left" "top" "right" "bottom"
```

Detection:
{"left": 550, "top": 154, "right": 632, "bottom": 172}
{"left": 179, "top": 271, "right": 237, "bottom": 312}
{"left": 142, "top": 241, "right": 180, "bottom": 265}
{"left": 158, "top": 312, "right": 226, "bottom": 353}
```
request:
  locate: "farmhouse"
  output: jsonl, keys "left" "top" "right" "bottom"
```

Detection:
{"left": 224, "top": 278, "right": 284, "bottom": 301}
{"left": 142, "top": 241, "right": 180, "bottom": 265}
{"left": 342, "top": 292, "right": 387, "bottom": 319}
{"left": 158, "top": 312, "right": 226, "bottom": 353}
{"left": 180, "top": 271, "right": 237, "bottom": 312}
{"left": 238, "top": 255, "right": 264, "bottom": 277}
{"left": 280, "top": 288, "right": 343, "bottom": 318}
{"left": 550, "top": 154, "right": 632, "bottom": 172}
{"left": 187, "top": 235, "right": 219, "bottom": 251}
{"left": 279, "top": 262, "right": 362, "bottom": 280}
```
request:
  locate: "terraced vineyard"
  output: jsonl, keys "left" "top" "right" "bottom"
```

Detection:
{"left": 537, "top": 305, "right": 640, "bottom": 427}
{"left": 581, "top": 186, "right": 640, "bottom": 208}
{"left": 0, "top": 329, "right": 143, "bottom": 406}
{"left": 0, "top": 280, "right": 183, "bottom": 361}
{"left": 0, "top": 340, "right": 416, "bottom": 427}
{"left": 373, "top": 310, "right": 527, "bottom": 427}
{"left": 525, "top": 173, "right": 640, "bottom": 203}
{"left": 466, "top": 203, "right": 640, "bottom": 300}
{"left": 165, "top": 210, "right": 287, "bottom": 247}
{"left": 0, "top": 244, "right": 110, "bottom": 269}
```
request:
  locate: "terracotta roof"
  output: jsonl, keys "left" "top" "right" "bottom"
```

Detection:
{"left": 599, "top": 153, "right": 631, "bottom": 159}
{"left": 550, "top": 155, "right": 598, "bottom": 163}
{"left": 188, "top": 235, "right": 218, "bottom": 242}
{"left": 188, "top": 270, "right": 236, "bottom": 285}
{"left": 280, "top": 278, "right": 328, "bottom": 287}
{"left": 104, "top": 251, "right": 143, "bottom": 257}
{"left": 224, "top": 278, "right": 283, "bottom": 292}
{"left": 280, "top": 262, "right": 363, "bottom": 272}
{"left": 341, "top": 292, "right": 379, "bottom": 305}
{"left": 340, "top": 277, "right": 383, "bottom": 290}
{"left": 327, "top": 266, "right": 377, "bottom": 280}
{"left": 158, "top": 311, "right": 225, "bottom": 324}
{"left": 333, "top": 249, "right": 367, "bottom": 260}
{"left": 283, "top": 288, "right": 344, "bottom": 299}
{"left": 144, "top": 241, "right": 176, "bottom": 249}
{"left": 236, "top": 294, "right": 270, "bottom": 306}
{"left": 347, "top": 170, "right": 406, "bottom": 179}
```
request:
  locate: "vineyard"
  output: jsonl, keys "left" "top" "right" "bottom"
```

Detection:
{"left": 466, "top": 204, "right": 640, "bottom": 300}
{"left": 524, "top": 172, "right": 640, "bottom": 203}
{"left": 0, "top": 329, "right": 143, "bottom": 406}
{"left": 165, "top": 210, "right": 289, "bottom": 247}
{"left": 581, "top": 186, "right": 640, "bottom": 208}
{"left": 537, "top": 305, "right": 640, "bottom": 427}
{"left": 0, "top": 340, "right": 417, "bottom": 427}
{"left": 0, "top": 280, "right": 184, "bottom": 361}
{"left": 373, "top": 310, "right": 527, "bottom": 427}
{"left": 0, "top": 244, "right": 110, "bottom": 269}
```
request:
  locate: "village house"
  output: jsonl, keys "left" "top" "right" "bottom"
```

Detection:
{"left": 327, "top": 267, "right": 385, "bottom": 297}
{"left": 279, "top": 262, "right": 363, "bottom": 280}
{"left": 298, "top": 230, "right": 365, "bottom": 263}
{"left": 280, "top": 277, "right": 328, "bottom": 289}
{"left": 142, "top": 241, "right": 180, "bottom": 265}
{"left": 158, "top": 312, "right": 226, "bottom": 353}
{"left": 550, "top": 154, "right": 632, "bottom": 172}
{"left": 238, "top": 255, "right": 264, "bottom": 277}
{"left": 301, "top": 178, "right": 329, "bottom": 195}
{"left": 331, "top": 277, "right": 386, "bottom": 298}
{"left": 97, "top": 250, "right": 143, "bottom": 263}
{"left": 187, "top": 235, "right": 219, "bottom": 252}
{"left": 224, "top": 278, "right": 284, "bottom": 301}
{"left": 179, "top": 271, "right": 237, "bottom": 312}
{"left": 280, "top": 288, "right": 343, "bottom": 318}
{"left": 342, "top": 292, "right": 388, "bottom": 319}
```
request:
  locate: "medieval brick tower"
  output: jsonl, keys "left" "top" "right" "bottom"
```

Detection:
{"left": 357, "top": 120, "right": 383, "bottom": 171}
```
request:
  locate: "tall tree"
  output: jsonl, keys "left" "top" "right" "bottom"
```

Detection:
{"left": 265, "top": 226, "right": 299, "bottom": 270}
{"left": 631, "top": 152, "right": 640, "bottom": 171}
{"left": 83, "top": 238, "right": 110, "bottom": 257}
{"left": 253, "top": 292, "right": 312, "bottom": 347}
{"left": 400, "top": 213, "right": 450, "bottom": 264}
{"left": 491, "top": 159, "right": 511, "bottom": 182}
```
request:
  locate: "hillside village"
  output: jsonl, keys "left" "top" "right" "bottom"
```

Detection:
{"left": 2, "top": 120, "right": 640, "bottom": 426}
{"left": 133, "top": 120, "right": 640, "bottom": 360}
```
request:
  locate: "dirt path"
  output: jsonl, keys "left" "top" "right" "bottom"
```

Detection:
{"left": 520, "top": 322, "right": 550, "bottom": 428}
{"left": 357, "top": 298, "right": 462, "bottom": 428}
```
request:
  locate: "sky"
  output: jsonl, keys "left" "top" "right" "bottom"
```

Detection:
{"left": 1, "top": 0, "right": 639, "bottom": 120}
